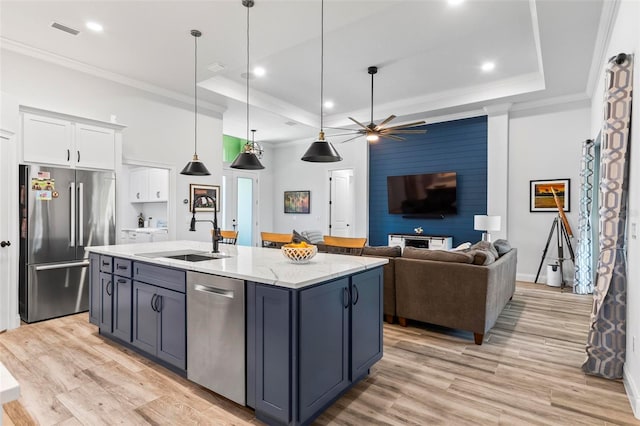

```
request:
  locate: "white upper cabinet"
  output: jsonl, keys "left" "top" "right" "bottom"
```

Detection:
{"left": 21, "top": 109, "right": 120, "bottom": 170}
{"left": 75, "top": 123, "right": 115, "bottom": 170}
{"left": 129, "top": 168, "right": 168, "bottom": 203}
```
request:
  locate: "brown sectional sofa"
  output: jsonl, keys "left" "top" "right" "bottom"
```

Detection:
{"left": 394, "top": 247, "right": 517, "bottom": 344}
{"left": 361, "top": 245, "right": 402, "bottom": 323}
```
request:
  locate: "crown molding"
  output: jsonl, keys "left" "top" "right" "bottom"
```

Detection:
{"left": 585, "top": 0, "right": 620, "bottom": 98}
{"left": 510, "top": 92, "right": 590, "bottom": 113}
{"left": 1, "top": 37, "right": 227, "bottom": 118}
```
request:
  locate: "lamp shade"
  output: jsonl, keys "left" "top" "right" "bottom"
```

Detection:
{"left": 230, "top": 151, "right": 265, "bottom": 170}
{"left": 474, "top": 215, "right": 501, "bottom": 231}
{"left": 180, "top": 154, "right": 210, "bottom": 175}
{"left": 301, "top": 134, "right": 343, "bottom": 162}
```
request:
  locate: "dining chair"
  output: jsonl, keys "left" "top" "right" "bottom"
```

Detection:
{"left": 322, "top": 235, "right": 367, "bottom": 255}
{"left": 261, "top": 232, "right": 293, "bottom": 248}
{"left": 219, "top": 230, "right": 238, "bottom": 245}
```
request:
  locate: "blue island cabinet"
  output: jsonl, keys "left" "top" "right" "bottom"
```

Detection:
{"left": 247, "top": 267, "right": 383, "bottom": 426}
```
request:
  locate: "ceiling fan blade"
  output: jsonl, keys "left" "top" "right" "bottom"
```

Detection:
{"left": 374, "top": 115, "right": 396, "bottom": 130}
{"left": 382, "top": 120, "right": 426, "bottom": 131}
{"left": 381, "top": 129, "right": 427, "bottom": 134}
{"left": 326, "top": 131, "right": 361, "bottom": 137}
{"left": 325, "top": 126, "right": 359, "bottom": 131}
{"left": 380, "top": 134, "right": 405, "bottom": 141}
{"left": 338, "top": 134, "right": 363, "bottom": 144}
{"left": 348, "top": 117, "right": 370, "bottom": 130}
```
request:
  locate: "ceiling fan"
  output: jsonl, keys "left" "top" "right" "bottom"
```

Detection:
{"left": 333, "top": 66, "right": 427, "bottom": 143}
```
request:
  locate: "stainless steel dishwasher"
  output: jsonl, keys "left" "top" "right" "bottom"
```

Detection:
{"left": 187, "top": 271, "right": 245, "bottom": 405}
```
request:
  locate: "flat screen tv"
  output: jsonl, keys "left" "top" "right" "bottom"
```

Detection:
{"left": 387, "top": 172, "right": 457, "bottom": 216}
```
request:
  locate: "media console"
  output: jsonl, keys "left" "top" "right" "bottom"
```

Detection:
{"left": 388, "top": 233, "right": 453, "bottom": 251}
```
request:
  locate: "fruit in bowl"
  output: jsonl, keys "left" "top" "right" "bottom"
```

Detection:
{"left": 282, "top": 242, "right": 317, "bottom": 263}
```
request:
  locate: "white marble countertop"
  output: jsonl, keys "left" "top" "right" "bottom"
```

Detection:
{"left": 121, "top": 228, "right": 168, "bottom": 234}
{"left": 85, "top": 240, "right": 387, "bottom": 289}
{"left": 0, "top": 361, "right": 20, "bottom": 405}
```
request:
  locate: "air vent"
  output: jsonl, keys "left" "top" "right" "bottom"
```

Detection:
{"left": 285, "top": 121, "right": 297, "bottom": 126}
{"left": 51, "top": 22, "right": 80, "bottom": 35}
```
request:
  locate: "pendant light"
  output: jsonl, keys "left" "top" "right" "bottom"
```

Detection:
{"left": 301, "top": 0, "right": 342, "bottom": 163}
{"left": 181, "top": 29, "right": 211, "bottom": 176}
{"left": 231, "top": 0, "right": 265, "bottom": 170}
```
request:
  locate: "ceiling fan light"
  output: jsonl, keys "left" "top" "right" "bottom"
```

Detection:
{"left": 366, "top": 133, "right": 379, "bottom": 142}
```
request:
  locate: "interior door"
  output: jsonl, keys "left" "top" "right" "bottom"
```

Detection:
{"left": 329, "top": 169, "right": 355, "bottom": 237}
{"left": 0, "top": 133, "right": 11, "bottom": 331}
{"left": 223, "top": 170, "right": 259, "bottom": 247}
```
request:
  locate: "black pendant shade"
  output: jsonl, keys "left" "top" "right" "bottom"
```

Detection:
{"left": 181, "top": 29, "right": 210, "bottom": 176}
{"left": 180, "top": 154, "right": 211, "bottom": 175}
{"left": 301, "top": 132, "right": 342, "bottom": 162}
{"left": 230, "top": 150, "right": 265, "bottom": 169}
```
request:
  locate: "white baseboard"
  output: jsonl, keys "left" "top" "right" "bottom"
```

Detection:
{"left": 516, "top": 273, "right": 575, "bottom": 286}
{"left": 624, "top": 368, "right": 640, "bottom": 419}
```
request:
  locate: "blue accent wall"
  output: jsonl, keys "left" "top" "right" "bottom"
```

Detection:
{"left": 369, "top": 116, "right": 487, "bottom": 246}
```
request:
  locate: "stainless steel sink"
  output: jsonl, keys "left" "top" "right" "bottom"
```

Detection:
{"left": 137, "top": 250, "right": 230, "bottom": 261}
{"left": 164, "top": 253, "right": 230, "bottom": 262}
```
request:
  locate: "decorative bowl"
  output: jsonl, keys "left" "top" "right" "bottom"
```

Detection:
{"left": 281, "top": 245, "right": 317, "bottom": 264}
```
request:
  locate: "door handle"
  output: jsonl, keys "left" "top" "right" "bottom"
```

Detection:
{"left": 70, "top": 182, "right": 76, "bottom": 247}
{"left": 155, "top": 295, "right": 163, "bottom": 312}
{"left": 117, "top": 278, "right": 126, "bottom": 284}
{"left": 352, "top": 284, "right": 359, "bottom": 305}
{"left": 343, "top": 287, "right": 350, "bottom": 308}
{"left": 35, "top": 261, "right": 90, "bottom": 271}
{"left": 156, "top": 191, "right": 161, "bottom": 199}
{"left": 0, "top": 241, "right": 10, "bottom": 248}
{"left": 106, "top": 280, "right": 112, "bottom": 296}
{"left": 78, "top": 183, "right": 84, "bottom": 245}
{"left": 67, "top": 149, "right": 70, "bottom": 162}
{"left": 77, "top": 150, "right": 80, "bottom": 163}
{"left": 151, "top": 294, "right": 157, "bottom": 312}
{"left": 193, "top": 284, "right": 234, "bottom": 299}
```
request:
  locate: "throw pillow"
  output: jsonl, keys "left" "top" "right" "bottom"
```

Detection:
{"left": 362, "top": 245, "right": 402, "bottom": 258}
{"left": 493, "top": 239, "right": 512, "bottom": 256}
{"left": 402, "top": 247, "right": 474, "bottom": 264}
{"left": 292, "top": 229, "right": 311, "bottom": 244}
{"left": 471, "top": 241, "right": 499, "bottom": 259}
{"left": 452, "top": 242, "right": 471, "bottom": 251}
{"left": 468, "top": 249, "right": 496, "bottom": 266}
{"left": 301, "top": 230, "right": 324, "bottom": 244}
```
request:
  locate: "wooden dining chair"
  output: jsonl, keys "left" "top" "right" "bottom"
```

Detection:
{"left": 322, "top": 236, "right": 367, "bottom": 255}
{"left": 219, "top": 230, "right": 238, "bottom": 245}
{"left": 261, "top": 232, "right": 293, "bottom": 249}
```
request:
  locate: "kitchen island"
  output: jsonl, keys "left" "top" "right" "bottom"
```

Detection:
{"left": 86, "top": 241, "right": 387, "bottom": 426}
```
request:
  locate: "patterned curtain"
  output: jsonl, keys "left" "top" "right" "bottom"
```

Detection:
{"left": 582, "top": 53, "right": 633, "bottom": 379}
{"left": 575, "top": 139, "right": 595, "bottom": 294}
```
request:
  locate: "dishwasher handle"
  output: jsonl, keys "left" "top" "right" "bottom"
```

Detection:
{"left": 193, "top": 284, "right": 234, "bottom": 299}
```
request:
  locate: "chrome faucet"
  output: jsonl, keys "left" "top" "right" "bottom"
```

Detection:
{"left": 189, "top": 194, "right": 221, "bottom": 253}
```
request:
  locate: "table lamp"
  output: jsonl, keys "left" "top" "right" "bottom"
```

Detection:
{"left": 474, "top": 215, "right": 501, "bottom": 242}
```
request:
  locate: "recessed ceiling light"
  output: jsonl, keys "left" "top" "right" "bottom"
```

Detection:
{"left": 324, "top": 100, "right": 334, "bottom": 109}
{"left": 481, "top": 61, "right": 495, "bottom": 72}
{"left": 86, "top": 21, "right": 103, "bottom": 32}
{"left": 253, "top": 66, "right": 266, "bottom": 77}
{"left": 448, "top": 0, "right": 465, "bottom": 6}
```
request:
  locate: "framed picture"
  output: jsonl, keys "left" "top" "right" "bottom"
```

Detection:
{"left": 530, "top": 179, "right": 570, "bottom": 212}
{"left": 284, "top": 190, "right": 310, "bottom": 214}
{"left": 189, "top": 184, "right": 220, "bottom": 212}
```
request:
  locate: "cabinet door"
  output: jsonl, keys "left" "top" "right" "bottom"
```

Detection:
{"left": 388, "top": 235, "right": 404, "bottom": 249}
{"left": 147, "top": 168, "right": 169, "bottom": 202}
{"left": 132, "top": 281, "right": 158, "bottom": 354}
{"left": 129, "top": 169, "right": 148, "bottom": 202}
{"left": 351, "top": 268, "right": 383, "bottom": 380}
{"left": 99, "top": 272, "right": 113, "bottom": 332}
{"left": 75, "top": 123, "right": 115, "bottom": 170}
{"left": 299, "top": 278, "right": 349, "bottom": 423}
{"left": 156, "top": 287, "right": 186, "bottom": 370}
{"left": 112, "top": 276, "right": 132, "bottom": 342}
{"left": 22, "top": 113, "right": 72, "bottom": 166}
{"left": 89, "top": 254, "right": 100, "bottom": 325}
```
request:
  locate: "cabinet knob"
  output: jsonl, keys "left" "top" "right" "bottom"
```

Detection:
{"left": 136, "top": 192, "right": 140, "bottom": 199}
{"left": 157, "top": 191, "right": 160, "bottom": 198}
{"left": 0, "top": 241, "right": 10, "bottom": 248}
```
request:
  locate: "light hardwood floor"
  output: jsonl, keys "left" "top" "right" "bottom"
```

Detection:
{"left": 1, "top": 282, "right": 637, "bottom": 425}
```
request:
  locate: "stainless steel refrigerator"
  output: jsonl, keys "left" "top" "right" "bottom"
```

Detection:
{"left": 19, "top": 164, "right": 115, "bottom": 323}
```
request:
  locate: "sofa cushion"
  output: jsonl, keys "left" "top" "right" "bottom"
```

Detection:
{"left": 362, "top": 245, "right": 402, "bottom": 258}
{"left": 471, "top": 241, "right": 499, "bottom": 259}
{"left": 402, "top": 247, "right": 474, "bottom": 264}
{"left": 469, "top": 249, "right": 496, "bottom": 265}
{"left": 452, "top": 242, "right": 472, "bottom": 251}
{"left": 493, "top": 239, "right": 512, "bottom": 256}
{"left": 301, "top": 230, "right": 324, "bottom": 244}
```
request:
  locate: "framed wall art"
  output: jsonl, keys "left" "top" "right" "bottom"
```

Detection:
{"left": 284, "top": 190, "right": 310, "bottom": 214}
{"left": 189, "top": 184, "right": 220, "bottom": 212}
{"left": 530, "top": 179, "right": 570, "bottom": 212}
